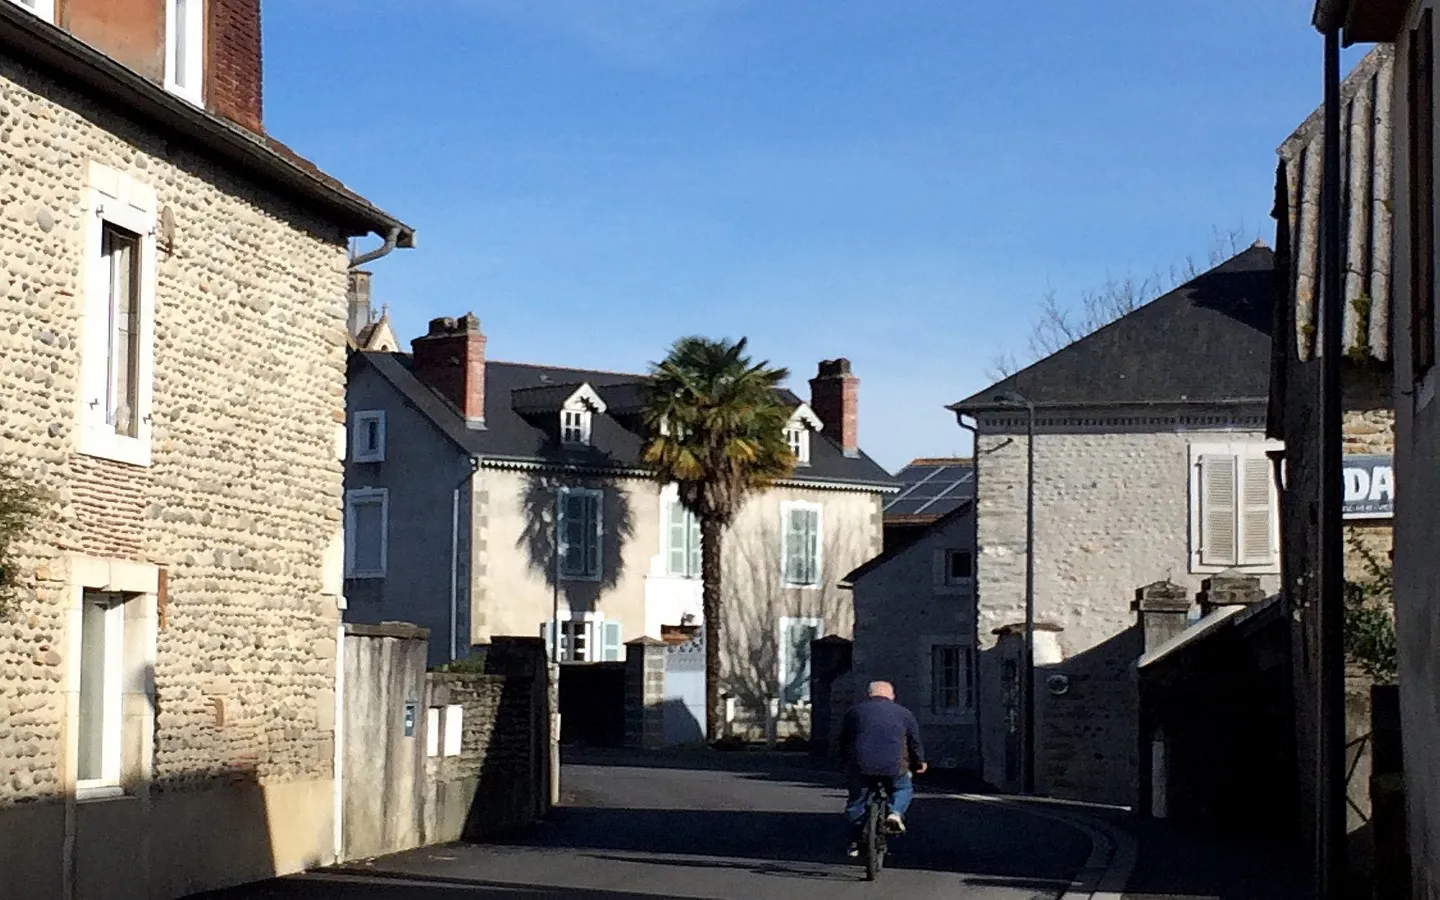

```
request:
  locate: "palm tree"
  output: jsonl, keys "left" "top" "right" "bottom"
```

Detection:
{"left": 641, "top": 336, "right": 797, "bottom": 741}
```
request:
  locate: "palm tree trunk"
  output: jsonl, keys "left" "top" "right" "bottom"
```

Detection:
{"left": 700, "top": 515, "right": 724, "bottom": 742}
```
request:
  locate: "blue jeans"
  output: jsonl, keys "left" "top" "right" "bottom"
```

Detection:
{"left": 845, "top": 771, "right": 913, "bottom": 841}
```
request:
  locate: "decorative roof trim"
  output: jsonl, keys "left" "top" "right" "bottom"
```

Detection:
{"left": 787, "top": 403, "right": 824, "bottom": 432}
{"left": 563, "top": 383, "right": 608, "bottom": 414}
{"left": 476, "top": 456, "right": 897, "bottom": 493}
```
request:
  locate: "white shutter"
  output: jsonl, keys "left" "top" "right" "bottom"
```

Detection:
{"left": 1198, "top": 455, "right": 1239, "bottom": 567}
{"left": 783, "top": 508, "right": 802, "bottom": 584}
{"left": 667, "top": 502, "right": 688, "bottom": 576}
{"left": 803, "top": 509, "right": 819, "bottom": 585}
{"left": 602, "top": 621, "right": 623, "bottom": 660}
{"left": 1238, "top": 456, "right": 1275, "bottom": 566}
{"left": 540, "top": 621, "right": 555, "bottom": 660}
{"left": 687, "top": 511, "right": 702, "bottom": 578}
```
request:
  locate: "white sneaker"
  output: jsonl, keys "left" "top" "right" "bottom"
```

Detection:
{"left": 885, "top": 812, "right": 905, "bottom": 834}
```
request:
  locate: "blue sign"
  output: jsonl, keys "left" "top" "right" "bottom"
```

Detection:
{"left": 1343, "top": 455, "right": 1394, "bottom": 520}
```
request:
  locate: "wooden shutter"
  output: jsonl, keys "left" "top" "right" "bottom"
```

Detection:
{"left": 803, "top": 509, "right": 819, "bottom": 584}
{"left": 687, "top": 511, "right": 701, "bottom": 578}
{"left": 1198, "top": 455, "right": 1238, "bottom": 567}
{"left": 783, "top": 509, "right": 803, "bottom": 584}
{"left": 584, "top": 493, "right": 601, "bottom": 578}
{"left": 1238, "top": 457, "right": 1275, "bottom": 566}
{"left": 667, "top": 502, "right": 688, "bottom": 576}
{"left": 602, "top": 621, "right": 623, "bottom": 661}
{"left": 540, "top": 620, "right": 555, "bottom": 660}
{"left": 1412, "top": 8, "right": 1436, "bottom": 378}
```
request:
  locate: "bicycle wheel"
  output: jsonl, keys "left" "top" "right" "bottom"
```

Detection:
{"left": 864, "top": 797, "right": 883, "bottom": 881}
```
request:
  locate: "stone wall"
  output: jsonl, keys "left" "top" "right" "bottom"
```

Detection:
{"left": 0, "top": 51, "right": 350, "bottom": 900}
{"left": 972, "top": 409, "right": 1279, "bottom": 805}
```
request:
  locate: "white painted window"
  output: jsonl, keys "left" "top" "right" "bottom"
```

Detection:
{"left": 79, "top": 165, "right": 157, "bottom": 468}
{"left": 5, "top": 0, "right": 55, "bottom": 23}
{"left": 76, "top": 590, "right": 126, "bottom": 795}
{"left": 930, "top": 644, "right": 972, "bottom": 713}
{"left": 344, "top": 488, "right": 388, "bottom": 578}
{"left": 1189, "top": 442, "right": 1281, "bottom": 572}
{"left": 781, "top": 501, "right": 822, "bottom": 587}
{"left": 352, "top": 410, "right": 386, "bottom": 463}
{"left": 558, "top": 487, "right": 602, "bottom": 580}
{"left": 561, "top": 408, "right": 591, "bottom": 446}
{"left": 541, "top": 616, "right": 622, "bottom": 662}
{"left": 944, "top": 549, "right": 973, "bottom": 585}
{"left": 778, "top": 616, "right": 822, "bottom": 704}
{"left": 785, "top": 427, "right": 809, "bottom": 465}
{"left": 165, "top": 0, "right": 205, "bottom": 105}
{"left": 665, "top": 499, "right": 702, "bottom": 579}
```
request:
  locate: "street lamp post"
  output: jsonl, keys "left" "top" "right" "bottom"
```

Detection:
{"left": 994, "top": 391, "right": 1036, "bottom": 796}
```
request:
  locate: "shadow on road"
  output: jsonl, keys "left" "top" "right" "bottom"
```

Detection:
{"left": 192, "top": 870, "right": 679, "bottom": 898}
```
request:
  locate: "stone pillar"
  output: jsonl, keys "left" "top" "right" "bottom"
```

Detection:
{"left": 1133, "top": 580, "right": 1192, "bottom": 653}
{"left": 624, "top": 638, "right": 667, "bottom": 750}
{"left": 1197, "top": 572, "right": 1265, "bottom": 618}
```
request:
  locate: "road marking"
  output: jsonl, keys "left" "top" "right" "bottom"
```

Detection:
{"left": 944, "top": 793, "right": 1138, "bottom": 900}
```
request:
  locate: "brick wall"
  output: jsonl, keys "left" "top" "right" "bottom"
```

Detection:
{"left": 207, "top": 0, "right": 264, "bottom": 132}
{"left": 973, "top": 409, "right": 1279, "bottom": 805}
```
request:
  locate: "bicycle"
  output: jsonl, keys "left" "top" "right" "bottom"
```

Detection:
{"left": 858, "top": 775, "right": 896, "bottom": 881}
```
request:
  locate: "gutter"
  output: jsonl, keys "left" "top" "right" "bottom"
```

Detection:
{"left": 955, "top": 415, "right": 984, "bottom": 744}
{"left": 948, "top": 397, "right": 1271, "bottom": 416}
{"left": 0, "top": 5, "right": 415, "bottom": 246}
{"left": 450, "top": 456, "right": 482, "bottom": 661}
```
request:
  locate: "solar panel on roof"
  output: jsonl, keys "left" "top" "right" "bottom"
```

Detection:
{"left": 884, "top": 461, "right": 975, "bottom": 519}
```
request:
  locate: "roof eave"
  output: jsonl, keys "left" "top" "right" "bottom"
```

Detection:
{"left": 948, "top": 397, "right": 1271, "bottom": 416}
{"left": 1313, "top": 0, "right": 1405, "bottom": 44}
{"left": 0, "top": 6, "right": 416, "bottom": 246}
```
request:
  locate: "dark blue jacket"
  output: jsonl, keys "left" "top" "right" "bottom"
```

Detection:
{"left": 838, "top": 696, "right": 925, "bottom": 777}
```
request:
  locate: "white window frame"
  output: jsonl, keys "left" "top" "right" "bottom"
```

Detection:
{"left": 918, "top": 636, "right": 975, "bottom": 723}
{"left": 77, "top": 164, "right": 157, "bottom": 468}
{"left": 4, "top": 0, "right": 55, "bottom": 23}
{"left": 557, "top": 487, "right": 603, "bottom": 581}
{"left": 777, "top": 615, "right": 823, "bottom": 705}
{"left": 164, "top": 0, "right": 206, "bottom": 106}
{"left": 1188, "top": 440, "right": 1283, "bottom": 574}
{"left": 780, "top": 501, "right": 822, "bottom": 588}
{"left": 664, "top": 497, "right": 702, "bottom": 579}
{"left": 352, "top": 410, "right": 386, "bottom": 463}
{"left": 344, "top": 488, "right": 389, "bottom": 578}
{"left": 561, "top": 407, "right": 592, "bottom": 446}
{"left": 785, "top": 427, "right": 810, "bottom": 465}
{"left": 542, "top": 612, "right": 622, "bottom": 662}
{"left": 64, "top": 556, "right": 160, "bottom": 801}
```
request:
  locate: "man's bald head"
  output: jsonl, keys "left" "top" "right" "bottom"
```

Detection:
{"left": 867, "top": 680, "right": 895, "bottom": 700}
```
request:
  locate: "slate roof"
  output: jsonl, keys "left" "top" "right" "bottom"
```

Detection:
{"left": 950, "top": 245, "right": 1277, "bottom": 411}
{"left": 844, "top": 500, "right": 974, "bottom": 584}
{"left": 355, "top": 352, "right": 899, "bottom": 490}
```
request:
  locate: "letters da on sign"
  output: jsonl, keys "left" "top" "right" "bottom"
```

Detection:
{"left": 1343, "top": 455, "right": 1395, "bottom": 519}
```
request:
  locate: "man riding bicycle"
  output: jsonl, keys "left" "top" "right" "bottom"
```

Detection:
{"left": 836, "top": 680, "right": 927, "bottom": 858}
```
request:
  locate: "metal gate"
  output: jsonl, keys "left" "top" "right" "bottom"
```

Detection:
{"left": 662, "top": 629, "right": 706, "bottom": 745}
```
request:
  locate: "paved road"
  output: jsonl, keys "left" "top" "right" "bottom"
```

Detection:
{"left": 194, "top": 753, "right": 1092, "bottom": 899}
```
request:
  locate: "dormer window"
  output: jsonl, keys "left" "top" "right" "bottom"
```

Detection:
{"left": 165, "top": 0, "right": 205, "bottom": 106}
{"left": 786, "top": 426, "right": 809, "bottom": 465}
{"left": 562, "top": 408, "right": 591, "bottom": 445}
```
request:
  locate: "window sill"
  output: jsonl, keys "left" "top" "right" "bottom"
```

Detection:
{"left": 1188, "top": 561, "right": 1280, "bottom": 577}
{"left": 559, "top": 574, "right": 602, "bottom": 583}
{"left": 345, "top": 571, "right": 387, "bottom": 580}
{"left": 351, "top": 454, "right": 385, "bottom": 464}
{"left": 163, "top": 81, "right": 204, "bottom": 107}
{"left": 78, "top": 428, "right": 152, "bottom": 468}
{"left": 75, "top": 784, "right": 126, "bottom": 803}
{"left": 782, "top": 583, "right": 821, "bottom": 591}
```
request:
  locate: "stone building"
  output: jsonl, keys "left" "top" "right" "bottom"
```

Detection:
{"left": 1268, "top": 42, "right": 1399, "bottom": 877}
{"left": 0, "top": 3, "right": 412, "bottom": 899}
{"left": 341, "top": 301, "right": 896, "bottom": 736}
{"left": 948, "top": 245, "right": 1280, "bottom": 806}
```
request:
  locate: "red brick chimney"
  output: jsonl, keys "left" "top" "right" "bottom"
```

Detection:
{"left": 411, "top": 314, "right": 487, "bottom": 427}
{"left": 208, "top": 0, "right": 264, "bottom": 132}
{"left": 809, "top": 359, "right": 859, "bottom": 457}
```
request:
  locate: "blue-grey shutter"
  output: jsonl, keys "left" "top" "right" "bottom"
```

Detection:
{"left": 540, "top": 620, "right": 555, "bottom": 660}
{"left": 602, "top": 621, "right": 622, "bottom": 660}
{"left": 687, "top": 510, "right": 702, "bottom": 578}
{"left": 585, "top": 493, "right": 601, "bottom": 577}
{"left": 667, "top": 502, "right": 688, "bottom": 576}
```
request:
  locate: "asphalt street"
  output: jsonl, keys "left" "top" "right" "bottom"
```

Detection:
{"left": 191, "top": 752, "right": 1092, "bottom": 899}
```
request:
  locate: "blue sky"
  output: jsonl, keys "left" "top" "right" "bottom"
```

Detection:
{"left": 264, "top": 1, "right": 1360, "bottom": 473}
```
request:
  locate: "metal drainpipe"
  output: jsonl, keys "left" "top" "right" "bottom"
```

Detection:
{"left": 349, "top": 226, "right": 401, "bottom": 270}
{"left": 451, "top": 456, "right": 481, "bottom": 662}
{"left": 956, "top": 415, "right": 983, "bottom": 765}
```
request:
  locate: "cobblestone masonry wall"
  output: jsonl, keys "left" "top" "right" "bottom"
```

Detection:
{"left": 0, "top": 55, "right": 350, "bottom": 805}
{"left": 973, "top": 413, "right": 1280, "bottom": 804}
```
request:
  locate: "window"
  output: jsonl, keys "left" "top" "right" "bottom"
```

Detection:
{"left": 352, "top": 410, "right": 386, "bottom": 463}
{"left": 561, "top": 408, "right": 591, "bottom": 446}
{"left": 786, "top": 427, "right": 810, "bottom": 465}
{"left": 345, "top": 488, "right": 388, "bottom": 578}
{"left": 1189, "top": 444, "right": 1280, "bottom": 571}
{"left": 77, "top": 590, "right": 125, "bottom": 793}
{"left": 79, "top": 165, "right": 157, "bottom": 467}
{"left": 542, "top": 618, "right": 622, "bottom": 662}
{"left": 781, "top": 502, "right": 821, "bottom": 587}
{"left": 1411, "top": 8, "right": 1436, "bottom": 381}
{"left": 778, "top": 616, "right": 822, "bottom": 704}
{"left": 930, "top": 645, "right": 972, "bottom": 714}
{"left": 666, "top": 499, "right": 702, "bottom": 578}
{"left": 165, "top": 0, "right": 205, "bottom": 105}
{"left": 4, "top": 0, "right": 55, "bottom": 22}
{"left": 558, "top": 488, "right": 602, "bottom": 580}
{"left": 945, "top": 549, "right": 973, "bottom": 584}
